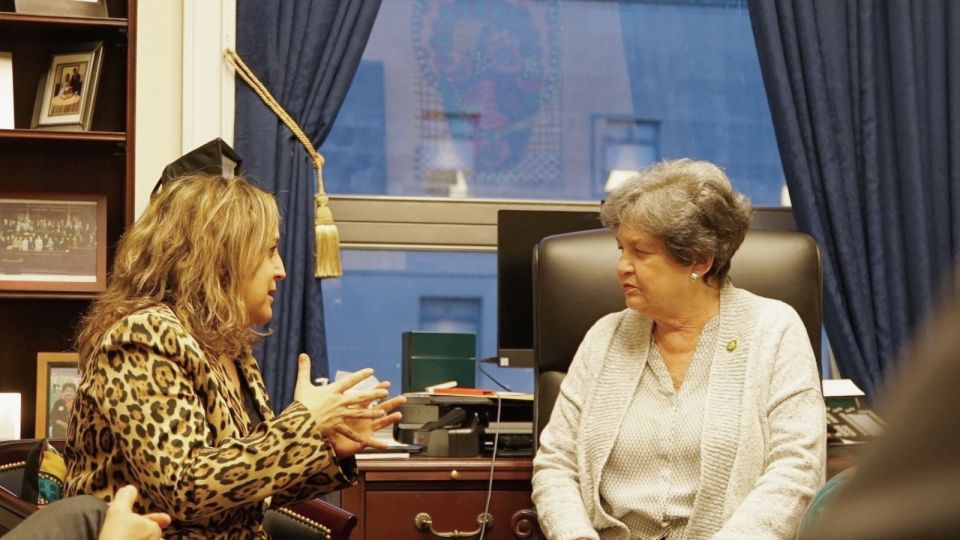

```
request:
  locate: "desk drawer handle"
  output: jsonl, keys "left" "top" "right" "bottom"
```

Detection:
{"left": 414, "top": 511, "right": 494, "bottom": 538}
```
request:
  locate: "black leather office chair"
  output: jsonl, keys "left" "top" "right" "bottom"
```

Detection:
{"left": 532, "top": 227, "right": 822, "bottom": 447}
{"left": 0, "top": 439, "right": 357, "bottom": 540}
{"left": 510, "top": 228, "right": 822, "bottom": 539}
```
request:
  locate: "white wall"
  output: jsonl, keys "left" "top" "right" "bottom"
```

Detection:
{"left": 135, "top": 0, "right": 234, "bottom": 219}
{"left": 134, "top": 0, "right": 183, "bottom": 218}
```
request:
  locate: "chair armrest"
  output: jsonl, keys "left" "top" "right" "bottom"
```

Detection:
{"left": 511, "top": 507, "right": 542, "bottom": 540}
{"left": 0, "top": 464, "right": 35, "bottom": 523}
{"left": 0, "top": 483, "right": 36, "bottom": 521}
{"left": 264, "top": 497, "right": 357, "bottom": 540}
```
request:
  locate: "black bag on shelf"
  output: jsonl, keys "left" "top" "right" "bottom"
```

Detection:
{"left": 153, "top": 138, "right": 244, "bottom": 194}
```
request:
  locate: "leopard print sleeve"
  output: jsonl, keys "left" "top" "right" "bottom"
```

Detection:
{"left": 83, "top": 308, "right": 347, "bottom": 522}
{"left": 268, "top": 439, "right": 358, "bottom": 507}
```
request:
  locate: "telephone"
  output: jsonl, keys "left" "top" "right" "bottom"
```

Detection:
{"left": 822, "top": 379, "right": 885, "bottom": 444}
{"left": 825, "top": 395, "right": 885, "bottom": 443}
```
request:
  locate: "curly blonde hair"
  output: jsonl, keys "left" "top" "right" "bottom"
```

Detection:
{"left": 76, "top": 174, "right": 280, "bottom": 367}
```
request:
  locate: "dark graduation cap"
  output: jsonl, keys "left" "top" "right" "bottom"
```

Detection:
{"left": 152, "top": 138, "right": 244, "bottom": 194}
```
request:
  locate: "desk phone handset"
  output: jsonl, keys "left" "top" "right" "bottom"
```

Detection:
{"left": 826, "top": 404, "right": 885, "bottom": 442}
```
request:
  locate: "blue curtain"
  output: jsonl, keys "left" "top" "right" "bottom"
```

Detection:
{"left": 749, "top": 1, "right": 960, "bottom": 394}
{"left": 235, "top": 0, "right": 382, "bottom": 412}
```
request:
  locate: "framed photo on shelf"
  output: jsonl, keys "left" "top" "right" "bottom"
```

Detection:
{"left": 0, "top": 52, "right": 12, "bottom": 130}
{"left": 0, "top": 393, "right": 21, "bottom": 440}
{"left": 14, "top": 0, "right": 108, "bottom": 18}
{"left": 32, "top": 42, "right": 104, "bottom": 131}
{"left": 0, "top": 193, "right": 107, "bottom": 294}
{"left": 35, "top": 352, "right": 80, "bottom": 440}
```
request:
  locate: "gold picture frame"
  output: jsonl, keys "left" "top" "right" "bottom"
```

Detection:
{"left": 14, "top": 0, "right": 108, "bottom": 19}
{"left": 35, "top": 352, "right": 80, "bottom": 440}
{"left": 31, "top": 42, "right": 104, "bottom": 131}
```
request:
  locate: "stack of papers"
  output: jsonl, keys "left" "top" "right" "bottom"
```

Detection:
{"left": 410, "top": 381, "right": 534, "bottom": 401}
{"left": 822, "top": 379, "right": 865, "bottom": 397}
{"left": 355, "top": 426, "right": 422, "bottom": 460}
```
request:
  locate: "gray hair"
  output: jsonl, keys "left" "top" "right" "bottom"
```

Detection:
{"left": 600, "top": 158, "right": 752, "bottom": 286}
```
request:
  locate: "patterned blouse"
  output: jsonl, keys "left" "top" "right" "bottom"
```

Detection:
{"left": 601, "top": 317, "right": 719, "bottom": 539}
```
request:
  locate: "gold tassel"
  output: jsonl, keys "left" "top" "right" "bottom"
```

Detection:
{"left": 313, "top": 166, "right": 342, "bottom": 277}
{"left": 224, "top": 48, "right": 343, "bottom": 278}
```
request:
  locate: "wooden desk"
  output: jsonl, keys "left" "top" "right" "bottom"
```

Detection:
{"left": 342, "top": 456, "right": 532, "bottom": 540}
{"left": 827, "top": 441, "right": 866, "bottom": 479}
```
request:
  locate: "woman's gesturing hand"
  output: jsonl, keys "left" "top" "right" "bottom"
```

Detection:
{"left": 293, "top": 354, "right": 389, "bottom": 440}
{"left": 328, "top": 380, "right": 406, "bottom": 457}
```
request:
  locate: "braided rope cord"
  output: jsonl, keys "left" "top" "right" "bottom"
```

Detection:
{"left": 224, "top": 48, "right": 342, "bottom": 277}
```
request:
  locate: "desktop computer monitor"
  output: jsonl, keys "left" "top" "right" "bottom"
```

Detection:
{"left": 496, "top": 209, "right": 602, "bottom": 368}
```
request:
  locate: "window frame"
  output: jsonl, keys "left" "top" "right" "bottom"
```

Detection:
{"left": 329, "top": 196, "right": 602, "bottom": 252}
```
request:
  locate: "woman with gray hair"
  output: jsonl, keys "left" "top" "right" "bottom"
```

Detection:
{"left": 532, "top": 159, "right": 825, "bottom": 539}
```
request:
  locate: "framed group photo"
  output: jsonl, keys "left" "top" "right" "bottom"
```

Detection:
{"left": 35, "top": 352, "right": 80, "bottom": 440}
{"left": 32, "top": 42, "right": 104, "bottom": 131}
{"left": 0, "top": 193, "right": 107, "bottom": 293}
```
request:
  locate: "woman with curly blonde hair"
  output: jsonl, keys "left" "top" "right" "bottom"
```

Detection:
{"left": 64, "top": 174, "right": 403, "bottom": 539}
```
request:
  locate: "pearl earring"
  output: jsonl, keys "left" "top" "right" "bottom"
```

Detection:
{"left": 690, "top": 272, "right": 699, "bottom": 281}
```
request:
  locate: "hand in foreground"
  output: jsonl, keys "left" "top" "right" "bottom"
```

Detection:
{"left": 328, "top": 380, "right": 406, "bottom": 457}
{"left": 98, "top": 485, "right": 171, "bottom": 540}
{"left": 293, "top": 354, "right": 390, "bottom": 441}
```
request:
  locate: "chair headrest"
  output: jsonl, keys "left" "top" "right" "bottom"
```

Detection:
{"left": 533, "top": 228, "right": 822, "bottom": 374}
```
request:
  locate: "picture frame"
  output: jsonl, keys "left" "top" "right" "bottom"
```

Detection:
{"left": 14, "top": 0, "right": 108, "bottom": 19}
{"left": 0, "top": 394, "right": 21, "bottom": 441}
{"left": 31, "top": 42, "right": 104, "bottom": 131}
{"left": 0, "top": 52, "right": 12, "bottom": 130}
{"left": 35, "top": 352, "right": 80, "bottom": 440}
{"left": 0, "top": 193, "right": 107, "bottom": 293}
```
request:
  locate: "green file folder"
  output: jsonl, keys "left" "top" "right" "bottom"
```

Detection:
{"left": 402, "top": 331, "right": 476, "bottom": 393}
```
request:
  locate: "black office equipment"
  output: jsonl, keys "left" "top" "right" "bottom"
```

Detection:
{"left": 401, "top": 331, "right": 476, "bottom": 393}
{"left": 413, "top": 408, "right": 481, "bottom": 458}
{"left": 397, "top": 394, "right": 534, "bottom": 457}
{"left": 496, "top": 209, "right": 602, "bottom": 368}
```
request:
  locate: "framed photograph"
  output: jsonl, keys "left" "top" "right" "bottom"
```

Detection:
{"left": 35, "top": 352, "right": 80, "bottom": 440}
{"left": 0, "top": 193, "right": 107, "bottom": 293}
{"left": 14, "top": 0, "right": 108, "bottom": 18}
{"left": 32, "top": 42, "right": 104, "bottom": 131}
{"left": 0, "top": 52, "right": 12, "bottom": 130}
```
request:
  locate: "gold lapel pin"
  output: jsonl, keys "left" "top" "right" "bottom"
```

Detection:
{"left": 726, "top": 340, "right": 738, "bottom": 352}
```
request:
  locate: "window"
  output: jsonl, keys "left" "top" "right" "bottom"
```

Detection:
{"left": 420, "top": 297, "right": 482, "bottom": 335}
{"left": 322, "top": 250, "right": 531, "bottom": 391}
{"left": 321, "top": 0, "right": 787, "bottom": 389}
{"left": 595, "top": 117, "right": 660, "bottom": 194}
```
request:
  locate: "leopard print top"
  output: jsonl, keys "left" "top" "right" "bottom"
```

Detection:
{"left": 63, "top": 305, "right": 354, "bottom": 539}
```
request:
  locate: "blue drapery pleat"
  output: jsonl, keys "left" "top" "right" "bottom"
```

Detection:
{"left": 749, "top": 0, "right": 960, "bottom": 394}
{"left": 234, "top": 0, "right": 382, "bottom": 412}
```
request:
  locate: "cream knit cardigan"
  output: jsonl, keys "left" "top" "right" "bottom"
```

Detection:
{"left": 532, "top": 286, "right": 826, "bottom": 540}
